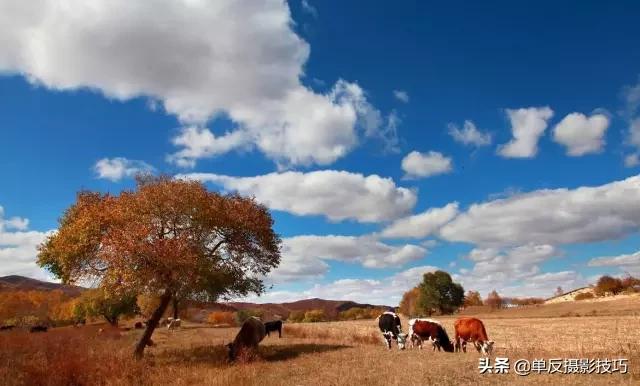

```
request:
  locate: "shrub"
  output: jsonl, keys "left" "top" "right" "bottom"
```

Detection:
{"left": 302, "top": 309, "right": 326, "bottom": 323}
{"left": 287, "top": 311, "right": 305, "bottom": 323}
{"left": 234, "top": 309, "right": 264, "bottom": 325}
{"left": 574, "top": 292, "right": 594, "bottom": 301}
{"left": 207, "top": 311, "right": 235, "bottom": 326}
{"left": 485, "top": 290, "right": 502, "bottom": 309}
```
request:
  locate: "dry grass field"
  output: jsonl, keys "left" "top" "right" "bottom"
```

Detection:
{"left": 1, "top": 299, "right": 639, "bottom": 385}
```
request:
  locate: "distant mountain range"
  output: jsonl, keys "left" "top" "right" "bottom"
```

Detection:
{"left": 0, "top": 275, "right": 83, "bottom": 296}
{"left": 0, "top": 275, "right": 391, "bottom": 319}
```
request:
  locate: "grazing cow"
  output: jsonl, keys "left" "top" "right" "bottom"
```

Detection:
{"left": 167, "top": 318, "right": 181, "bottom": 330}
{"left": 134, "top": 321, "right": 144, "bottom": 329}
{"left": 30, "top": 325, "right": 48, "bottom": 333}
{"left": 454, "top": 317, "right": 494, "bottom": 356}
{"left": 377, "top": 311, "right": 408, "bottom": 350}
{"left": 264, "top": 320, "right": 283, "bottom": 338}
{"left": 0, "top": 325, "right": 15, "bottom": 331}
{"left": 227, "top": 317, "right": 266, "bottom": 361}
{"left": 409, "top": 318, "right": 454, "bottom": 352}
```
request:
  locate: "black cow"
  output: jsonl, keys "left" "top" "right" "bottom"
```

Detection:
{"left": 30, "top": 325, "right": 48, "bottom": 333}
{"left": 377, "top": 311, "right": 407, "bottom": 350}
{"left": 0, "top": 325, "right": 15, "bottom": 331}
{"left": 264, "top": 320, "right": 283, "bottom": 338}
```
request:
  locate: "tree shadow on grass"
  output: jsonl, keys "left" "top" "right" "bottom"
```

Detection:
{"left": 260, "top": 343, "right": 350, "bottom": 362}
{"left": 154, "top": 343, "right": 350, "bottom": 367}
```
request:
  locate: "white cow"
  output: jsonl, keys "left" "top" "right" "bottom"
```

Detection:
{"left": 167, "top": 318, "right": 181, "bottom": 330}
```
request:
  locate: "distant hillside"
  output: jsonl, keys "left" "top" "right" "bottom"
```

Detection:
{"left": 186, "top": 298, "right": 392, "bottom": 322}
{"left": 0, "top": 275, "right": 83, "bottom": 296}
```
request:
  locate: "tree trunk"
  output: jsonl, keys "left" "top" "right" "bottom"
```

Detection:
{"left": 172, "top": 298, "right": 179, "bottom": 319}
{"left": 133, "top": 290, "right": 172, "bottom": 359}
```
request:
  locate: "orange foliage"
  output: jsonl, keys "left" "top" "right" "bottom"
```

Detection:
{"left": 0, "top": 289, "right": 77, "bottom": 326}
{"left": 207, "top": 311, "right": 236, "bottom": 326}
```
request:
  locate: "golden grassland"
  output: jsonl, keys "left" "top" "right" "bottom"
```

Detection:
{"left": 1, "top": 299, "right": 639, "bottom": 385}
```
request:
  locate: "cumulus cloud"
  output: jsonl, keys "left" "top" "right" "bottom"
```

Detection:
{"left": 401, "top": 151, "right": 453, "bottom": 179}
{"left": 552, "top": 113, "right": 609, "bottom": 156}
{"left": 381, "top": 202, "right": 459, "bottom": 239}
{"left": 178, "top": 170, "right": 417, "bottom": 223}
{"left": 301, "top": 0, "right": 318, "bottom": 18}
{"left": 276, "top": 235, "right": 426, "bottom": 278}
{"left": 497, "top": 107, "right": 554, "bottom": 158}
{"left": 448, "top": 120, "right": 492, "bottom": 147}
{"left": 245, "top": 265, "right": 439, "bottom": 305}
{"left": 440, "top": 175, "right": 640, "bottom": 247}
{"left": 393, "top": 90, "right": 409, "bottom": 103}
{"left": 94, "top": 157, "right": 154, "bottom": 181}
{"left": 0, "top": 0, "right": 387, "bottom": 168}
{"left": 0, "top": 206, "right": 53, "bottom": 280}
{"left": 588, "top": 250, "right": 640, "bottom": 274}
{"left": 452, "top": 244, "right": 584, "bottom": 297}
{"left": 625, "top": 153, "right": 640, "bottom": 168}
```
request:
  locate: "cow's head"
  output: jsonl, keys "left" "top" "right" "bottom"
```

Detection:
{"left": 480, "top": 341, "right": 494, "bottom": 356}
{"left": 226, "top": 343, "right": 237, "bottom": 361}
{"left": 396, "top": 333, "right": 408, "bottom": 350}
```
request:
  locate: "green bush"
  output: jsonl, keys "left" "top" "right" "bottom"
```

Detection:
{"left": 234, "top": 309, "right": 264, "bottom": 324}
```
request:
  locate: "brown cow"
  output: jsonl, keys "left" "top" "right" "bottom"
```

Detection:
{"left": 408, "top": 318, "right": 454, "bottom": 352}
{"left": 227, "top": 317, "right": 266, "bottom": 361}
{"left": 454, "top": 317, "right": 494, "bottom": 355}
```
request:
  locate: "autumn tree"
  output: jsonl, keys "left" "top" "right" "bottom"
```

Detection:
{"left": 594, "top": 275, "right": 623, "bottom": 296}
{"left": 463, "top": 290, "right": 483, "bottom": 307}
{"left": 38, "top": 176, "right": 281, "bottom": 358}
{"left": 74, "top": 288, "right": 137, "bottom": 326}
{"left": 399, "top": 287, "right": 421, "bottom": 317}
{"left": 554, "top": 286, "right": 564, "bottom": 297}
{"left": 417, "top": 270, "right": 464, "bottom": 315}
{"left": 485, "top": 290, "right": 502, "bottom": 309}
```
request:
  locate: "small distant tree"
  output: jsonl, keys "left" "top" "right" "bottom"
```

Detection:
{"left": 287, "top": 310, "right": 305, "bottom": 323}
{"left": 74, "top": 288, "right": 137, "bottom": 326}
{"left": 463, "top": 290, "right": 483, "bottom": 307}
{"left": 485, "top": 290, "right": 502, "bottom": 309}
{"left": 207, "top": 311, "right": 235, "bottom": 326}
{"left": 594, "top": 275, "right": 623, "bottom": 296}
{"left": 302, "top": 309, "right": 326, "bottom": 323}
{"left": 399, "top": 287, "right": 421, "bottom": 316}
{"left": 417, "top": 270, "right": 465, "bottom": 315}
{"left": 554, "top": 286, "right": 564, "bottom": 297}
{"left": 37, "top": 176, "right": 281, "bottom": 358}
{"left": 234, "top": 309, "right": 264, "bottom": 325}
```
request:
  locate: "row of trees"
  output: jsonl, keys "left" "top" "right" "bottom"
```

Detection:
{"left": 37, "top": 176, "right": 282, "bottom": 358}
{"left": 594, "top": 275, "right": 639, "bottom": 296}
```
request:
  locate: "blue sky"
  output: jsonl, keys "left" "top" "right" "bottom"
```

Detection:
{"left": 1, "top": 0, "right": 640, "bottom": 305}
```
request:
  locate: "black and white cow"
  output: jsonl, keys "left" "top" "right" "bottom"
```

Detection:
{"left": 377, "top": 311, "right": 408, "bottom": 350}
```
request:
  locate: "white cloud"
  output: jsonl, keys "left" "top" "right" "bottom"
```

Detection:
{"left": 301, "top": 0, "right": 318, "bottom": 18}
{"left": 552, "top": 113, "right": 609, "bottom": 156}
{"left": 167, "top": 127, "right": 251, "bottom": 168}
{"left": 246, "top": 265, "right": 439, "bottom": 305}
{"left": 178, "top": 170, "right": 417, "bottom": 223}
{"left": 401, "top": 151, "right": 453, "bottom": 179}
{"left": 276, "top": 235, "right": 427, "bottom": 278}
{"left": 0, "top": 1, "right": 386, "bottom": 168}
{"left": 625, "top": 153, "right": 640, "bottom": 168}
{"left": 452, "top": 244, "right": 585, "bottom": 298}
{"left": 440, "top": 175, "right": 640, "bottom": 247}
{"left": 0, "top": 206, "right": 53, "bottom": 280}
{"left": 497, "top": 107, "right": 554, "bottom": 158}
{"left": 448, "top": 120, "right": 492, "bottom": 147}
{"left": 381, "top": 202, "right": 459, "bottom": 239}
{"left": 628, "top": 118, "right": 640, "bottom": 149}
{"left": 393, "top": 90, "right": 409, "bottom": 103}
{"left": 94, "top": 157, "right": 154, "bottom": 182}
{"left": 588, "top": 250, "right": 640, "bottom": 275}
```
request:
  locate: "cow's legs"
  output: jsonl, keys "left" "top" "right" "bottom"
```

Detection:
{"left": 278, "top": 327, "right": 282, "bottom": 338}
